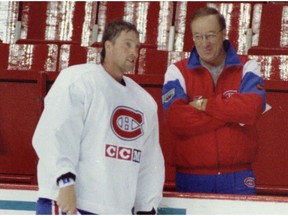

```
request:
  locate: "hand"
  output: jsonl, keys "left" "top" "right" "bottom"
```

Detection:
{"left": 189, "top": 98, "right": 208, "bottom": 111}
{"left": 56, "top": 185, "right": 77, "bottom": 214}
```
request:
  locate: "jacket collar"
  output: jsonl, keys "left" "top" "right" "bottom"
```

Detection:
{"left": 187, "top": 40, "right": 242, "bottom": 69}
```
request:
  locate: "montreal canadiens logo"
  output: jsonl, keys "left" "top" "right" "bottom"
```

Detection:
{"left": 162, "top": 88, "right": 175, "bottom": 104}
{"left": 111, "top": 106, "right": 144, "bottom": 141}
{"left": 223, "top": 90, "right": 237, "bottom": 98}
{"left": 244, "top": 177, "right": 255, "bottom": 188}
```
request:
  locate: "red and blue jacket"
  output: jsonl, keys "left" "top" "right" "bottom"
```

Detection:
{"left": 162, "top": 40, "right": 266, "bottom": 175}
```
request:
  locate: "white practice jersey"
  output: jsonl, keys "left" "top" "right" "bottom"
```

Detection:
{"left": 32, "top": 63, "right": 165, "bottom": 214}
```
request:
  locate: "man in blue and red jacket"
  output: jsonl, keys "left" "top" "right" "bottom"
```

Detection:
{"left": 162, "top": 7, "right": 266, "bottom": 194}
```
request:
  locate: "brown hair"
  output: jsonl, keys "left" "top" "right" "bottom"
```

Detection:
{"left": 100, "top": 20, "right": 139, "bottom": 63}
{"left": 190, "top": 7, "right": 226, "bottom": 31}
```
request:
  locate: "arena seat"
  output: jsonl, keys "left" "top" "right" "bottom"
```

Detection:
{"left": 17, "top": 2, "right": 98, "bottom": 47}
{"left": 0, "top": 43, "right": 58, "bottom": 72}
{"left": 173, "top": 2, "right": 253, "bottom": 55}
{"left": 58, "top": 44, "right": 102, "bottom": 71}
{"left": 0, "top": 1, "right": 20, "bottom": 44}
{"left": 95, "top": 2, "right": 174, "bottom": 50}
{"left": 137, "top": 48, "right": 169, "bottom": 75}
{"left": 137, "top": 48, "right": 190, "bottom": 75}
{"left": 249, "top": 3, "right": 288, "bottom": 55}
{"left": 168, "top": 51, "right": 191, "bottom": 65}
{"left": 0, "top": 43, "right": 58, "bottom": 185}
{"left": 0, "top": 78, "right": 41, "bottom": 184}
{"left": 249, "top": 54, "right": 288, "bottom": 81}
{"left": 173, "top": 2, "right": 207, "bottom": 52}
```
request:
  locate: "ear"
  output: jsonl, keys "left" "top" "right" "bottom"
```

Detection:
{"left": 104, "top": 40, "right": 112, "bottom": 53}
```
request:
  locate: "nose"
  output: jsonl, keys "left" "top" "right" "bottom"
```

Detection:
{"left": 200, "top": 35, "right": 210, "bottom": 46}
{"left": 132, "top": 46, "right": 139, "bottom": 58}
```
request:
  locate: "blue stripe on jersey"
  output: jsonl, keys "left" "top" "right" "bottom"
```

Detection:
{"left": 239, "top": 72, "right": 266, "bottom": 110}
{"left": 162, "top": 79, "right": 188, "bottom": 111}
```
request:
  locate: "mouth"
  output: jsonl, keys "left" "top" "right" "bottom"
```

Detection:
{"left": 203, "top": 47, "right": 213, "bottom": 53}
{"left": 127, "top": 58, "right": 135, "bottom": 65}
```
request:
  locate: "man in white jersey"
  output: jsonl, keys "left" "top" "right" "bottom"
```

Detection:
{"left": 33, "top": 20, "right": 165, "bottom": 214}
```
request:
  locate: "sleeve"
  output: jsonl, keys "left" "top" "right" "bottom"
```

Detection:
{"left": 162, "top": 64, "right": 226, "bottom": 136}
{"left": 205, "top": 59, "right": 266, "bottom": 125}
{"left": 134, "top": 109, "right": 165, "bottom": 213}
{"left": 32, "top": 80, "right": 86, "bottom": 185}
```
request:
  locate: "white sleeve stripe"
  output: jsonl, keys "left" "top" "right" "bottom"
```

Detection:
{"left": 164, "top": 64, "right": 187, "bottom": 93}
{"left": 242, "top": 59, "right": 261, "bottom": 78}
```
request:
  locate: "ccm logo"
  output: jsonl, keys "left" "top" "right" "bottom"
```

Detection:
{"left": 105, "top": 144, "right": 141, "bottom": 163}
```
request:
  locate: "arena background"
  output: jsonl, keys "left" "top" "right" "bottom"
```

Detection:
{"left": 0, "top": 1, "right": 288, "bottom": 214}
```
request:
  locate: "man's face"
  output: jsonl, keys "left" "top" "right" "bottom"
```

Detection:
{"left": 106, "top": 30, "right": 140, "bottom": 75}
{"left": 191, "top": 15, "right": 226, "bottom": 67}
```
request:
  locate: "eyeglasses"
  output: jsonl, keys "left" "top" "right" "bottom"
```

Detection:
{"left": 192, "top": 30, "right": 222, "bottom": 43}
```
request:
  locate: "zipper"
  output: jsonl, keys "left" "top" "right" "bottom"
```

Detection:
{"left": 205, "top": 67, "right": 222, "bottom": 175}
{"left": 214, "top": 69, "right": 220, "bottom": 175}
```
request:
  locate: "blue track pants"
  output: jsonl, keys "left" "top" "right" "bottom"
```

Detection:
{"left": 176, "top": 170, "right": 256, "bottom": 194}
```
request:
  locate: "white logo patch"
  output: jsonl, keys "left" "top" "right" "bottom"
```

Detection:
{"left": 162, "top": 88, "right": 176, "bottom": 104}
